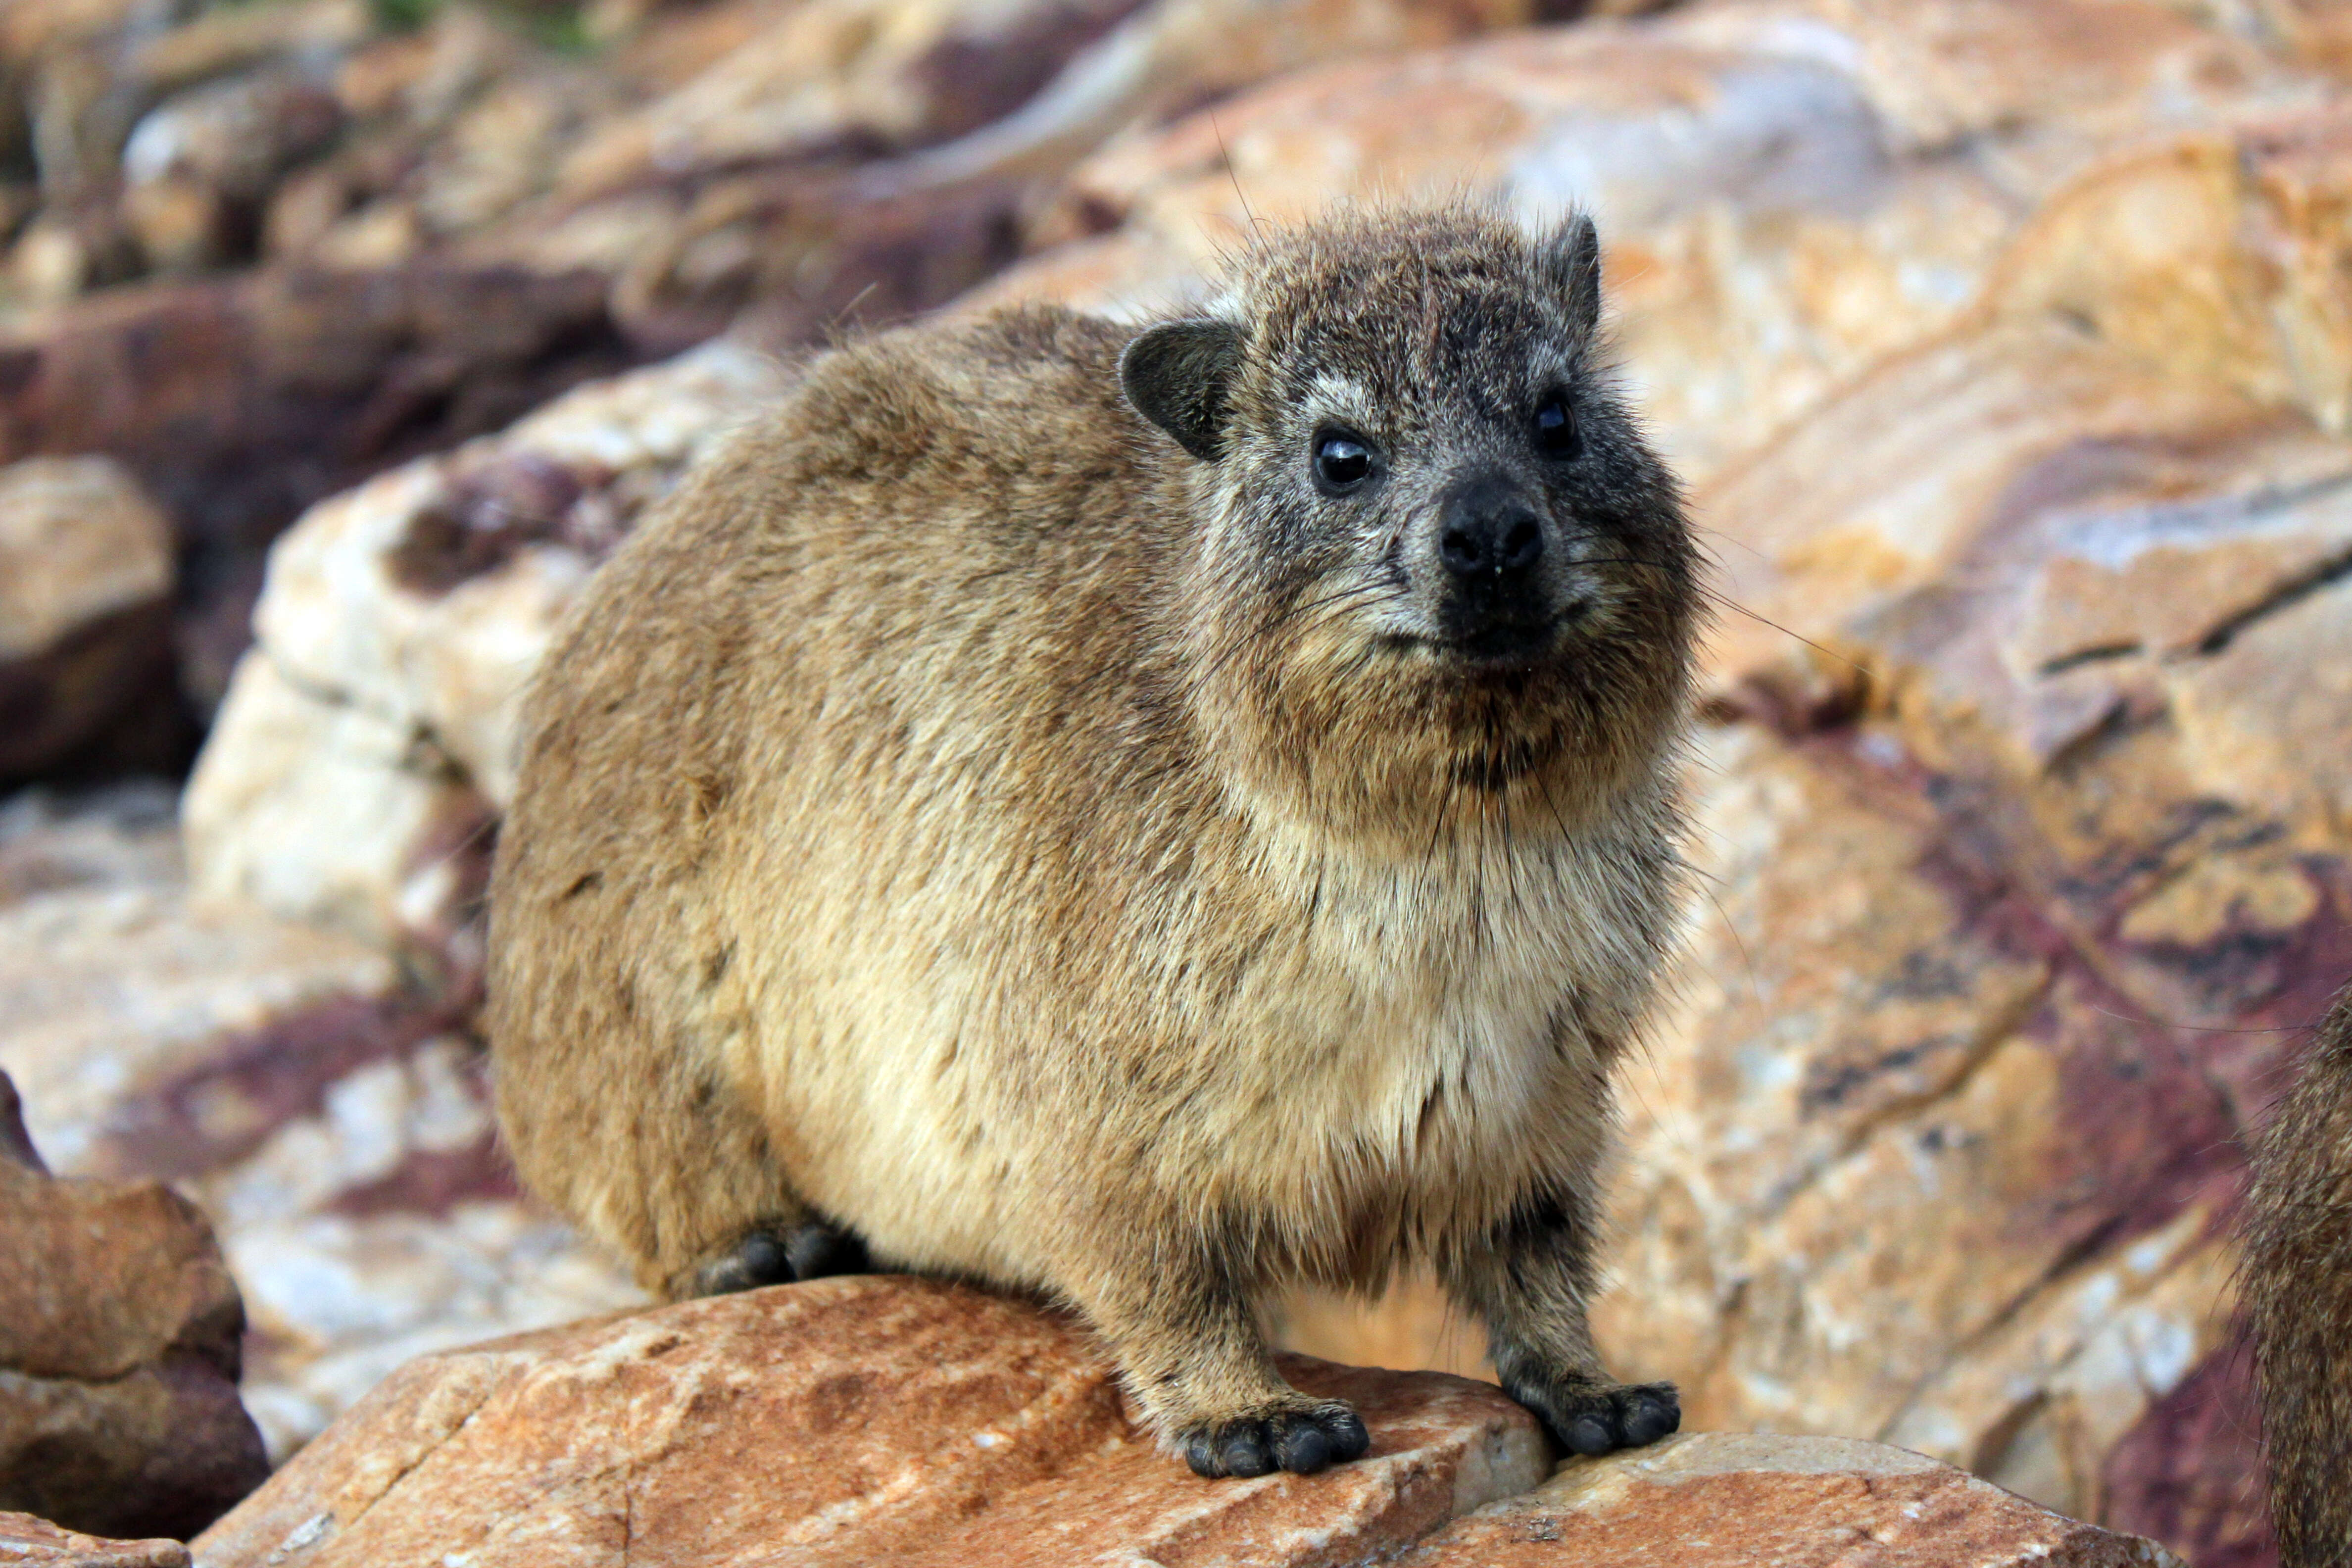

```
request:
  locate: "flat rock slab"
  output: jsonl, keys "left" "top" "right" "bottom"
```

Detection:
{"left": 1397, "top": 1433, "right": 2184, "bottom": 1567}
{"left": 191, "top": 1275, "right": 1550, "bottom": 1568}
{"left": 0, "top": 1511, "right": 190, "bottom": 1567}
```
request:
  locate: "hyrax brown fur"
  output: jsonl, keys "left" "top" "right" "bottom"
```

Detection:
{"left": 489, "top": 203, "right": 1700, "bottom": 1478}
{"left": 2248, "top": 984, "right": 2352, "bottom": 1566}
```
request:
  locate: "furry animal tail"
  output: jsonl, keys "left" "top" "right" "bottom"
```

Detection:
{"left": 2249, "top": 985, "right": 2352, "bottom": 1568}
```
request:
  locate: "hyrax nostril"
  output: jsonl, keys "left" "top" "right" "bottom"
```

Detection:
{"left": 1441, "top": 526, "right": 1484, "bottom": 576}
{"left": 1501, "top": 517, "right": 1543, "bottom": 572}
{"left": 1439, "top": 510, "right": 1545, "bottom": 581}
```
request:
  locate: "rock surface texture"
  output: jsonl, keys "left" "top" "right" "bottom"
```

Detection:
{"left": 0, "top": 1512, "right": 190, "bottom": 1568}
{"left": 188, "top": 1277, "right": 2173, "bottom": 1568}
{"left": 0, "top": 1071, "right": 267, "bottom": 1540}
{"left": 1398, "top": 1434, "right": 2186, "bottom": 1567}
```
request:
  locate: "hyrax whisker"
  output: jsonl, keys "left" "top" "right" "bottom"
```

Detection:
{"left": 490, "top": 201, "right": 1698, "bottom": 1476}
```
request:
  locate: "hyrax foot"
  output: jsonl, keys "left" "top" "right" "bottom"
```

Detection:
{"left": 1178, "top": 1398, "right": 1372, "bottom": 1479}
{"left": 688, "top": 1220, "right": 869, "bottom": 1297}
{"left": 1504, "top": 1375, "right": 1679, "bottom": 1457}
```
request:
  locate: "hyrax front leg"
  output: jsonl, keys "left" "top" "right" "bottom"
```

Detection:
{"left": 1074, "top": 1244, "right": 1371, "bottom": 1478}
{"left": 1446, "top": 1186, "right": 1679, "bottom": 1456}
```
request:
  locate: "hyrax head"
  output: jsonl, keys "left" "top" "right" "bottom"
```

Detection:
{"left": 1120, "top": 204, "right": 1699, "bottom": 845}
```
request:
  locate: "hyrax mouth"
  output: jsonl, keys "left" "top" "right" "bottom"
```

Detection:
{"left": 1377, "top": 576, "right": 1606, "bottom": 671}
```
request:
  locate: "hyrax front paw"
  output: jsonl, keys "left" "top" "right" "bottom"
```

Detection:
{"left": 688, "top": 1220, "right": 868, "bottom": 1297}
{"left": 1177, "top": 1398, "right": 1372, "bottom": 1479}
{"left": 1504, "top": 1375, "right": 1679, "bottom": 1457}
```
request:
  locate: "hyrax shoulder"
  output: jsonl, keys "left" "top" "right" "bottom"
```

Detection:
{"left": 490, "top": 203, "right": 1700, "bottom": 1477}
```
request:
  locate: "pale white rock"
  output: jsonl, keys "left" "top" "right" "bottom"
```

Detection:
{"left": 182, "top": 653, "right": 472, "bottom": 947}
{"left": 196, "top": 1038, "right": 493, "bottom": 1229}
{"left": 0, "top": 458, "right": 172, "bottom": 663}
{"left": 0, "top": 781, "right": 182, "bottom": 905}
{"left": 0, "top": 877, "right": 397, "bottom": 1176}
{"left": 1879, "top": 1210, "right": 2239, "bottom": 1508}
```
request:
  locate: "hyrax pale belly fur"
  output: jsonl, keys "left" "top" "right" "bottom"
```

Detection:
{"left": 489, "top": 204, "right": 1700, "bottom": 1477}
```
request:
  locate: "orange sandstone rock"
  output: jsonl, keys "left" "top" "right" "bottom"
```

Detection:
{"left": 0, "top": 1511, "right": 190, "bottom": 1568}
{"left": 191, "top": 1275, "right": 1551, "bottom": 1568}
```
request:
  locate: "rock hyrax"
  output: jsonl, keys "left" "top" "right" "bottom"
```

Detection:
{"left": 490, "top": 203, "right": 1700, "bottom": 1476}
{"left": 2248, "top": 983, "right": 2352, "bottom": 1565}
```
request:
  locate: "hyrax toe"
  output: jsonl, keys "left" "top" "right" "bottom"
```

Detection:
{"left": 1179, "top": 1399, "right": 1372, "bottom": 1479}
{"left": 1506, "top": 1375, "right": 1679, "bottom": 1457}
{"left": 688, "top": 1220, "right": 869, "bottom": 1297}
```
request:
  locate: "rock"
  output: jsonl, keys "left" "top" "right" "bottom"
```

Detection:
{"left": 0, "top": 1512, "right": 190, "bottom": 1568}
{"left": 1578, "top": 247, "right": 2352, "bottom": 1562}
{"left": 121, "top": 71, "right": 344, "bottom": 274}
{"left": 0, "top": 786, "right": 642, "bottom": 1462}
{"left": 182, "top": 655, "right": 490, "bottom": 952}
{"left": 837, "top": 0, "right": 1539, "bottom": 195}
{"left": 552, "top": 0, "right": 1152, "bottom": 203}
{"left": 1988, "top": 109, "right": 2352, "bottom": 437}
{"left": 128, "top": 0, "right": 374, "bottom": 100}
{"left": 0, "top": 457, "right": 178, "bottom": 782}
{"left": 1593, "top": 719, "right": 2276, "bottom": 1555}
{"left": 0, "top": 780, "right": 179, "bottom": 913}
{"left": 1395, "top": 1433, "right": 2184, "bottom": 1566}
{"left": 193, "top": 1275, "right": 1551, "bottom": 1568}
{"left": 0, "top": 1070, "right": 268, "bottom": 1540}
{"left": 0, "top": 820, "right": 412, "bottom": 1181}
{"left": 0, "top": 262, "right": 640, "bottom": 716}
{"left": 186, "top": 1281, "right": 2178, "bottom": 1567}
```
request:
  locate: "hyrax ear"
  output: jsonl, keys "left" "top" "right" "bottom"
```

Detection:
{"left": 1540, "top": 213, "right": 1604, "bottom": 338}
{"left": 1120, "top": 318, "right": 1245, "bottom": 462}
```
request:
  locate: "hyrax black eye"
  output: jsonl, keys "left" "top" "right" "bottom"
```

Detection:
{"left": 1533, "top": 394, "right": 1580, "bottom": 460}
{"left": 1313, "top": 430, "right": 1376, "bottom": 494}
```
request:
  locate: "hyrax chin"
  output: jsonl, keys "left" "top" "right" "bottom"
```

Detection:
{"left": 489, "top": 202, "right": 1701, "bottom": 1477}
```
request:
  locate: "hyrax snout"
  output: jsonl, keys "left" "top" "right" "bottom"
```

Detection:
{"left": 489, "top": 202, "right": 1700, "bottom": 1477}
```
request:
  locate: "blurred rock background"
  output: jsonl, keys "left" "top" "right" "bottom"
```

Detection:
{"left": 5, "top": 0, "right": 2352, "bottom": 1561}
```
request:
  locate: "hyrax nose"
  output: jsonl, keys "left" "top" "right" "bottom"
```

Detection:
{"left": 1438, "top": 480, "right": 1546, "bottom": 585}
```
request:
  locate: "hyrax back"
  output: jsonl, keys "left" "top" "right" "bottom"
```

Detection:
{"left": 490, "top": 204, "right": 1700, "bottom": 1477}
{"left": 2249, "top": 985, "right": 2352, "bottom": 1566}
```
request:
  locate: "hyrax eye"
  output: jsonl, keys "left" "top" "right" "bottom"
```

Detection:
{"left": 1313, "top": 431, "right": 1376, "bottom": 493}
{"left": 1534, "top": 395, "right": 1581, "bottom": 460}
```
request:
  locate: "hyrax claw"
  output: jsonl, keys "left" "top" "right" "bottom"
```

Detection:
{"left": 1506, "top": 1375, "right": 1681, "bottom": 1457}
{"left": 1180, "top": 1401, "right": 1372, "bottom": 1479}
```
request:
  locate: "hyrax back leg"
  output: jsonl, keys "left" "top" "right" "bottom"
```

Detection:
{"left": 494, "top": 1015, "right": 858, "bottom": 1301}
{"left": 1445, "top": 1186, "right": 1679, "bottom": 1456}
{"left": 1071, "top": 1236, "right": 1370, "bottom": 1477}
